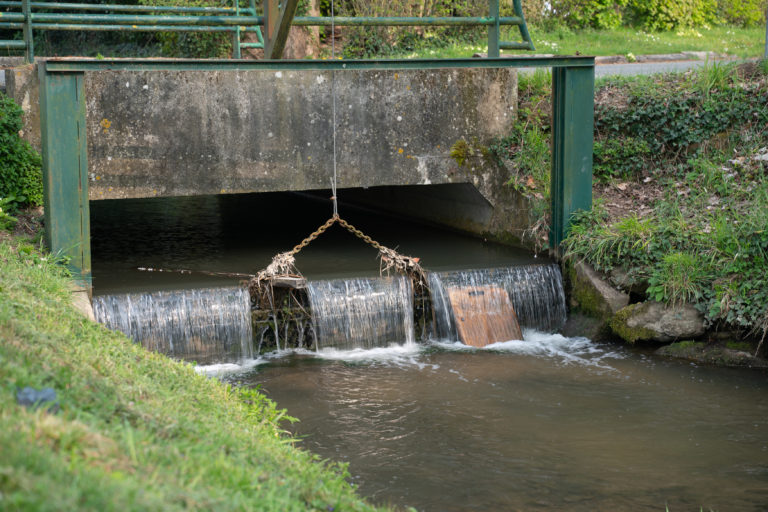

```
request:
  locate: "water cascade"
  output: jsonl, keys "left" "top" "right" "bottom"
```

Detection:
{"left": 428, "top": 264, "right": 567, "bottom": 341}
{"left": 306, "top": 276, "right": 415, "bottom": 350}
{"left": 92, "top": 286, "right": 253, "bottom": 364}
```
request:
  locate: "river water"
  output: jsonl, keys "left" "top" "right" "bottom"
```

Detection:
{"left": 225, "top": 339, "right": 768, "bottom": 511}
{"left": 91, "top": 193, "right": 768, "bottom": 511}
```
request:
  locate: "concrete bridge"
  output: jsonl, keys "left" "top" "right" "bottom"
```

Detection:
{"left": 5, "top": 56, "right": 594, "bottom": 285}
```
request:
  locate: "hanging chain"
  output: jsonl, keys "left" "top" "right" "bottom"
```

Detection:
{"left": 286, "top": 214, "right": 385, "bottom": 257}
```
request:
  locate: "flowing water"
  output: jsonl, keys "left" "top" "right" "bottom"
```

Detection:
{"left": 307, "top": 276, "right": 415, "bottom": 350}
{"left": 90, "top": 193, "right": 768, "bottom": 511}
{"left": 92, "top": 286, "right": 252, "bottom": 364}
{"left": 429, "top": 264, "right": 567, "bottom": 339}
{"left": 228, "top": 338, "right": 768, "bottom": 512}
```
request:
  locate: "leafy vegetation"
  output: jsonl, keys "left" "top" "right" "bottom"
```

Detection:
{"left": 562, "top": 62, "right": 768, "bottom": 338}
{"left": 0, "top": 236, "right": 382, "bottom": 511}
{"left": 0, "top": 93, "right": 43, "bottom": 223}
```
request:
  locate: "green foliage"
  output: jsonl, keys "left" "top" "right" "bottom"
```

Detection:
{"left": 553, "top": 0, "right": 628, "bottom": 29}
{"left": 564, "top": 141, "right": 768, "bottom": 333}
{"left": 628, "top": 0, "right": 717, "bottom": 30}
{"left": 136, "top": 0, "right": 237, "bottom": 58}
{"left": 593, "top": 136, "right": 651, "bottom": 180}
{"left": 0, "top": 239, "right": 382, "bottom": 511}
{"left": 338, "top": 0, "right": 484, "bottom": 58}
{"left": 0, "top": 198, "right": 19, "bottom": 232}
{"left": 0, "top": 93, "right": 43, "bottom": 209}
{"left": 718, "top": 0, "right": 767, "bottom": 26}
{"left": 595, "top": 68, "right": 768, "bottom": 158}
{"left": 646, "top": 251, "right": 710, "bottom": 305}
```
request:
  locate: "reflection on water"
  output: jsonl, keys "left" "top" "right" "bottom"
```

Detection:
{"left": 228, "top": 335, "right": 768, "bottom": 512}
{"left": 90, "top": 192, "right": 539, "bottom": 295}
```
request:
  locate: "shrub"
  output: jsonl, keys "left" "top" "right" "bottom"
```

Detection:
{"left": 628, "top": 0, "right": 717, "bottom": 30}
{"left": 717, "top": 0, "right": 767, "bottom": 26}
{"left": 0, "top": 93, "right": 43, "bottom": 211}
{"left": 552, "top": 0, "right": 628, "bottom": 29}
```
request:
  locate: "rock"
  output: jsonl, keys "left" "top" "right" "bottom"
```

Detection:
{"left": 567, "top": 260, "right": 630, "bottom": 320}
{"left": 656, "top": 341, "right": 768, "bottom": 369}
{"left": 16, "top": 386, "right": 60, "bottom": 413}
{"left": 610, "top": 301, "right": 705, "bottom": 343}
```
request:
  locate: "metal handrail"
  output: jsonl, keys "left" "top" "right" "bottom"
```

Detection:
{"left": 0, "top": 0, "right": 534, "bottom": 62}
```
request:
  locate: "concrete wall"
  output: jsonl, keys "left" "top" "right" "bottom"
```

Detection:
{"left": 3, "top": 61, "right": 40, "bottom": 152}
{"left": 8, "top": 63, "right": 536, "bottom": 246}
{"left": 84, "top": 68, "right": 517, "bottom": 200}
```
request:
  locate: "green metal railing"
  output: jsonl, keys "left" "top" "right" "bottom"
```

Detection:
{"left": 0, "top": 0, "right": 534, "bottom": 62}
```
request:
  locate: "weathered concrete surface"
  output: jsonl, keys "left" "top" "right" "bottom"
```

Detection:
{"left": 3, "top": 62, "right": 41, "bottom": 152}
{"left": 84, "top": 68, "right": 517, "bottom": 203}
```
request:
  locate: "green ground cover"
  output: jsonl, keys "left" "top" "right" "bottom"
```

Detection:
{"left": 494, "top": 60, "right": 768, "bottom": 343}
{"left": 376, "top": 24, "right": 765, "bottom": 59}
{"left": 0, "top": 233, "right": 381, "bottom": 510}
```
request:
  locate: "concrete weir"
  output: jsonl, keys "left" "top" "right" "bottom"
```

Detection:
{"left": 17, "top": 57, "right": 594, "bottom": 284}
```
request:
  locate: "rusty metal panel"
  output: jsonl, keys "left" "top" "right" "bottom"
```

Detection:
{"left": 447, "top": 285, "right": 522, "bottom": 347}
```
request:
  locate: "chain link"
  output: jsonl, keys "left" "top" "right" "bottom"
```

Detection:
{"left": 288, "top": 214, "right": 388, "bottom": 257}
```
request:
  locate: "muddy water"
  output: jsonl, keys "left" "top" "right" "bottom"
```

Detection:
{"left": 226, "top": 337, "right": 768, "bottom": 511}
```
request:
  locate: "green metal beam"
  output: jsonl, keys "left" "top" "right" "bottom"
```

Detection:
{"left": 0, "top": 22, "right": 259, "bottom": 32}
{"left": 513, "top": 0, "right": 534, "bottom": 51}
{"left": 22, "top": 13, "right": 264, "bottom": 26}
{"left": 550, "top": 66, "right": 595, "bottom": 252}
{"left": 264, "top": 0, "right": 299, "bottom": 59}
{"left": 0, "top": 0, "right": 252, "bottom": 14}
{"left": 44, "top": 56, "right": 594, "bottom": 73}
{"left": 38, "top": 67, "right": 91, "bottom": 285}
{"left": 488, "top": 0, "right": 500, "bottom": 58}
{"left": 0, "top": 40, "right": 26, "bottom": 49}
{"left": 22, "top": 0, "right": 33, "bottom": 62}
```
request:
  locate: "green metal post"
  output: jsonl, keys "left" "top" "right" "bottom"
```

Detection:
{"left": 488, "top": 0, "right": 500, "bottom": 58}
{"left": 22, "top": 0, "right": 33, "bottom": 62}
{"left": 38, "top": 66, "right": 91, "bottom": 286}
{"left": 233, "top": 0, "right": 241, "bottom": 58}
{"left": 550, "top": 65, "right": 594, "bottom": 252}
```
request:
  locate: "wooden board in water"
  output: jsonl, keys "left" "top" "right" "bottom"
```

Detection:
{"left": 446, "top": 285, "right": 523, "bottom": 348}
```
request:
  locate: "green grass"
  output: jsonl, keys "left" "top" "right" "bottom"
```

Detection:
{"left": 0, "top": 238, "right": 382, "bottom": 511}
{"left": 380, "top": 24, "right": 765, "bottom": 59}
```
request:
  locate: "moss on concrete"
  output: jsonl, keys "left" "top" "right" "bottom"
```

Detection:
{"left": 608, "top": 303, "right": 657, "bottom": 344}
{"left": 565, "top": 259, "right": 611, "bottom": 321}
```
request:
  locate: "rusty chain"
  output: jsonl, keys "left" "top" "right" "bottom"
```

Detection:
{"left": 288, "top": 214, "right": 386, "bottom": 256}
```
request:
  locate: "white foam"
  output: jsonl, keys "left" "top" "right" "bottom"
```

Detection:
{"left": 430, "top": 330, "right": 624, "bottom": 369}
{"left": 194, "top": 358, "right": 267, "bottom": 376}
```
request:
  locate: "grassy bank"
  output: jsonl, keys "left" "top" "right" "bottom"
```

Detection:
{"left": 496, "top": 60, "right": 768, "bottom": 343}
{"left": 0, "top": 235, "right": 381, "bottom": 511}
{"left": 339, "top": 24, "right": 765, "bottom": 59}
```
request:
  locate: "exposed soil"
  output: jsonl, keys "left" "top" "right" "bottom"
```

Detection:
{"left": 0, "top": 206, "right": 43, "bottom": 244}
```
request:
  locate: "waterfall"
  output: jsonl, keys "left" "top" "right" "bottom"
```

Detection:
{"left": 93, "top": 286, "right": 253, "bottom": 364}
{"left": 428, "top": 264, "right": 567, "bottom": 341}
{"left": 307, "top": 276, "right": 415, "bottom": 350}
